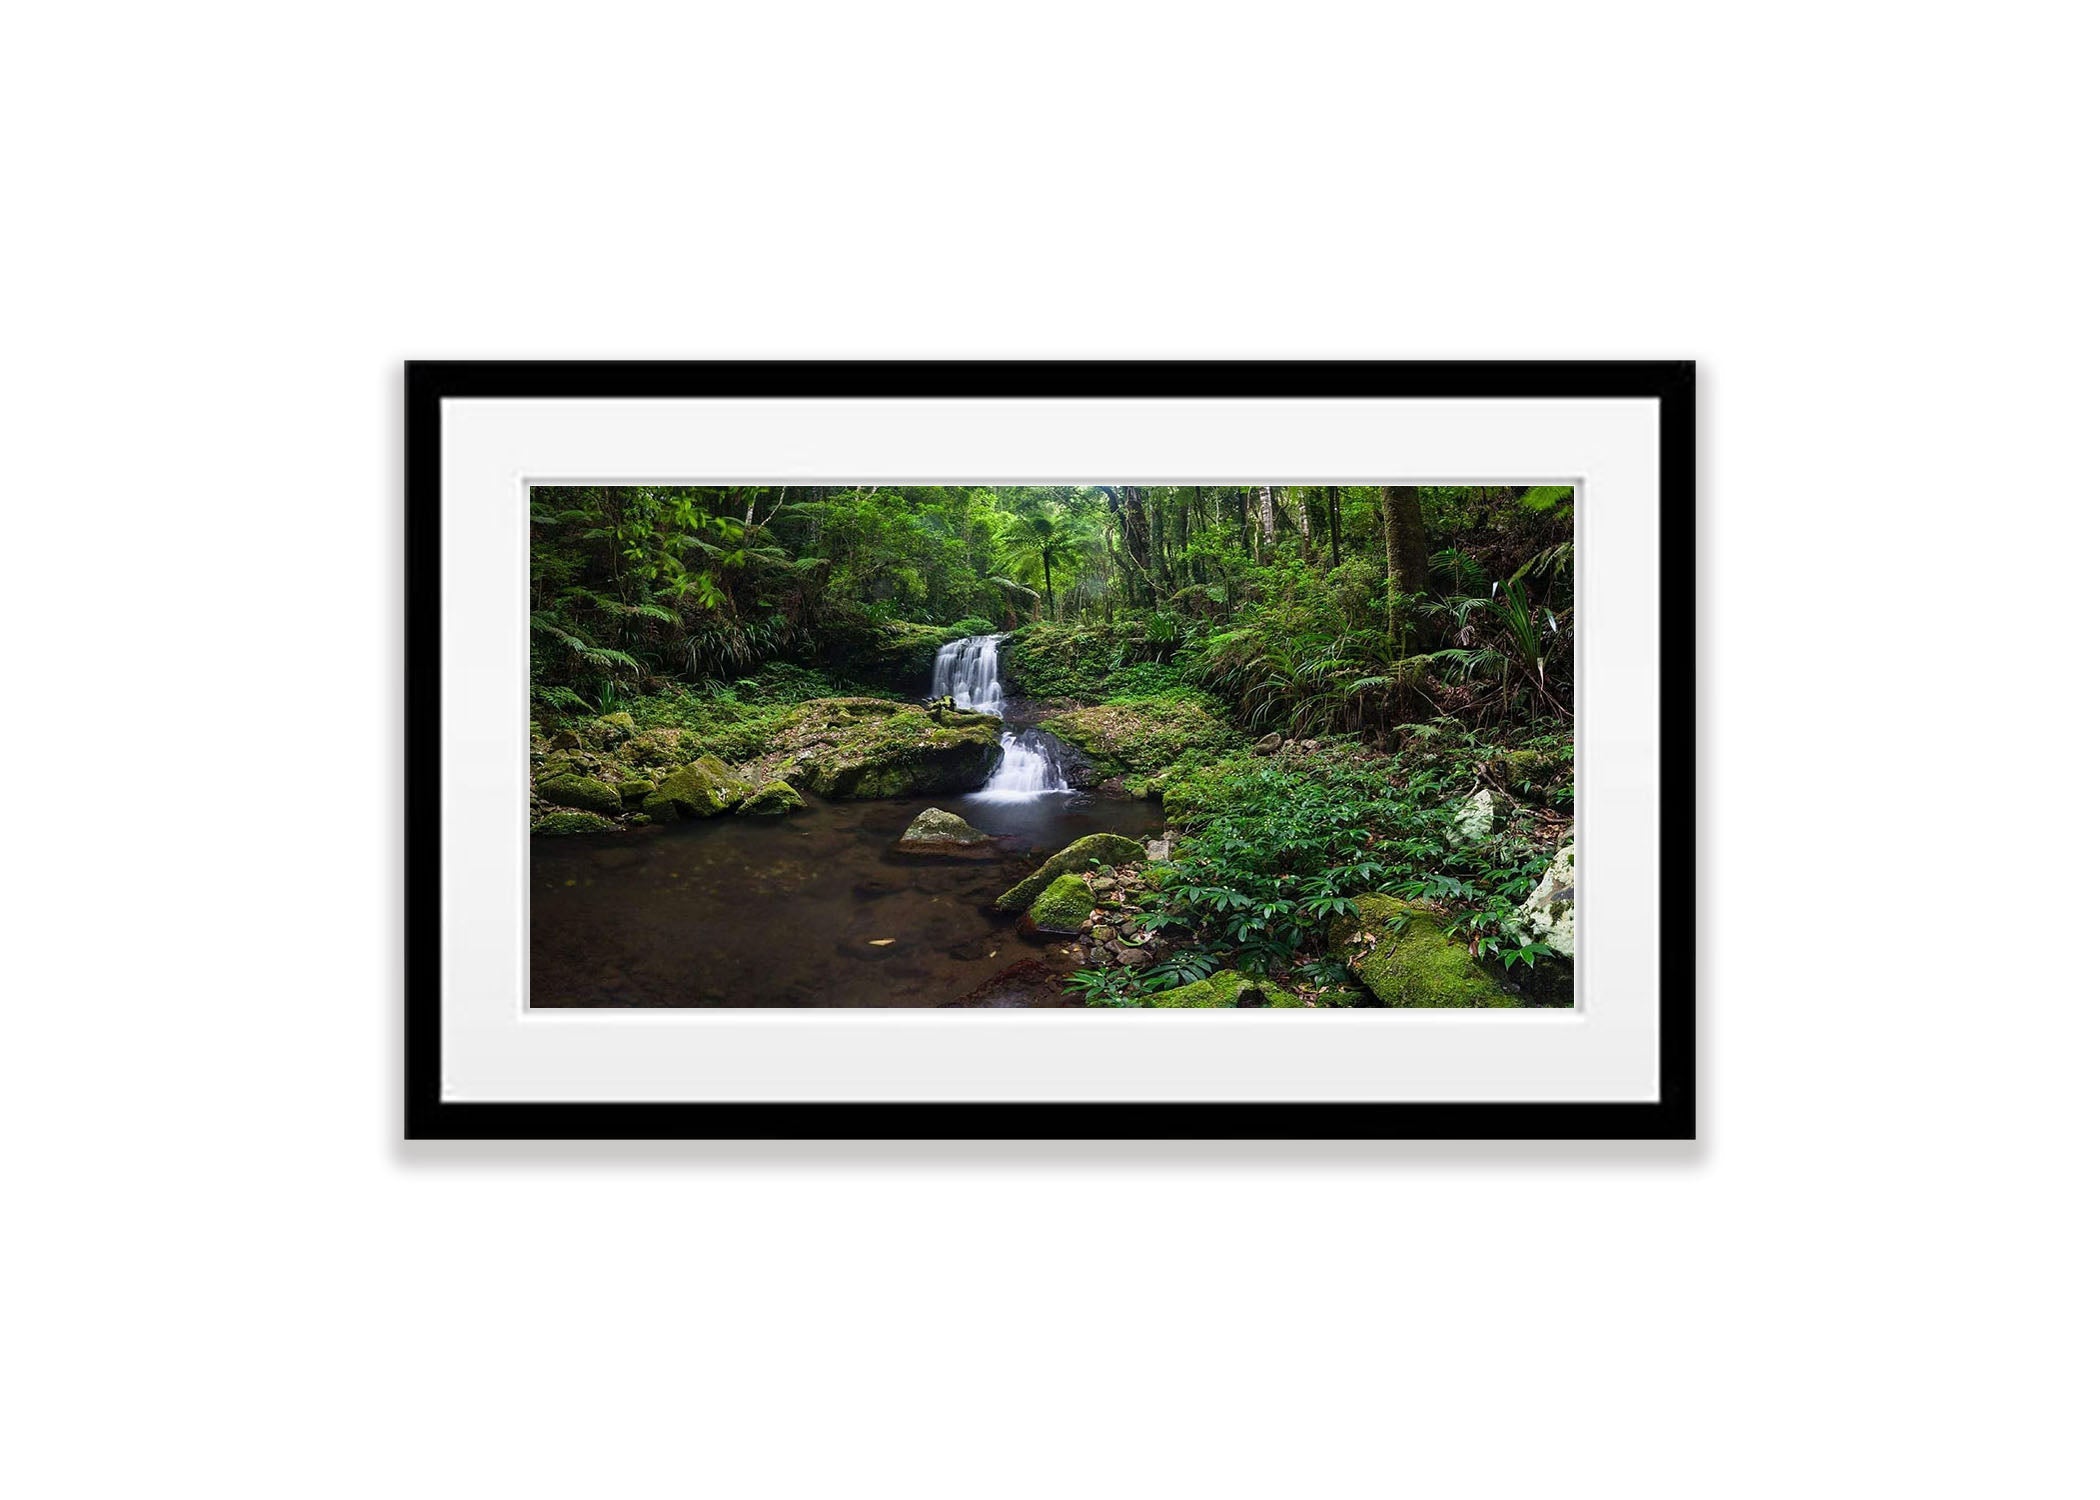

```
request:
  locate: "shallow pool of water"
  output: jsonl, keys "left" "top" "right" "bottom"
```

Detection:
{"left": 529, "top": 790, "right": 1164, "bottom": 1007}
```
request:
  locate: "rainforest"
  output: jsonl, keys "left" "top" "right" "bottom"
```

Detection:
{"left": 529, "top": 483, "right": 1575, "bottom": 1009}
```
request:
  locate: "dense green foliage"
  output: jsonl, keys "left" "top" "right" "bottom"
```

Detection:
{"left": 530, "top": 481, "right": 1575, "bottom": 1006}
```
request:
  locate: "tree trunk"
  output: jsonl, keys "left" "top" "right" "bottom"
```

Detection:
{"left": 1040, "top": 550, "right": 1055, "bottom": 618}
{"left": 1327, "top": 485, "right": 1342, "bottom": 568}
{"left": 1118, "top": 485, "right": 1159, "bottom": 605}
{"left": 1257, "top": 485, "right": 1277, "bottom": 557}
{"left": 1379, "top": 485, "right": 1430, "bottom": 642}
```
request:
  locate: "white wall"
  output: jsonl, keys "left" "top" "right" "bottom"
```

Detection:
{"left": 6, "top": 4, "right": 2091, "bottom": 1497}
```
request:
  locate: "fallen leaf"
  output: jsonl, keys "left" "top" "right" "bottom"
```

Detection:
{"left": 868, "top": 939, "right": 894, "bottom": 947}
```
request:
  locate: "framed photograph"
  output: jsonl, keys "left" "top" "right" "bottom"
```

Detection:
{"left": 406, "top": 361, "right": 1693, "bottom": 1139}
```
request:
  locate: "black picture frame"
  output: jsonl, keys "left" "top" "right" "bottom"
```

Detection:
{"left": 406, "top": 360, "right": 1695, "bottom": 1140}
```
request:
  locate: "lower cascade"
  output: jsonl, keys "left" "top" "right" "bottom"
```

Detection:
{"left": 931, "top": 633, "right": 1069, "bottom": 798}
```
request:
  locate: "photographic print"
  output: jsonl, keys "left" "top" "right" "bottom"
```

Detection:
{"left": 407, "top": 360, "right": 1689, "bottom": 1138}
{"left": 527, "top": 481, "right": 1577, "bottom": 1012}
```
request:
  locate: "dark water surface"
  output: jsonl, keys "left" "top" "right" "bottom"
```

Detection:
{"left": 530, "top": 791, "right": 1164, "bottom": 1007}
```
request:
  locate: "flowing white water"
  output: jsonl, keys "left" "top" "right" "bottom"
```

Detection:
{"left": 931, "top": 633, "right": 1069, "bottom": 798}
{"left": 931, "top": 634, "right": 1005, "bottom": 714}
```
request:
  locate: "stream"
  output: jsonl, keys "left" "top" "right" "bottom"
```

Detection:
{"left": 530, "top": 635, "right": 1161, "bottom": 1007}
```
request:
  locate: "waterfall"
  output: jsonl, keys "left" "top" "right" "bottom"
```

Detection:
{"left": 931, "top": 634, "right": 1004, "bottom": 715}
{"left": 979, "top": 729, "right": 1065, "bottom": 800}
{"left": 930, "top": 633, "right": 1068, "bottom": 797}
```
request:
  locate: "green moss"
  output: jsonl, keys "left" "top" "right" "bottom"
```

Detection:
{"left": 590, "top": 712, "right": 637, "bottom": 744}
{"left": 783, "top": 700, "right": 1003, "bottom": 799}
{"left": 615, "top": 777, "right": 655, "bottom": 805}
{"left": 618, "top": 726, "right": 704, "bottom": 769}
{"left": 895, "top": 806, "right": 993, "bottom": 851}
{"left": 1039, "top": 698, "right": 1235, "bottom": 780}
{"left": 1025, "top": 873, "right": 1095, "bottom": 934}
{"left": 639, "top": 790, "right": 681, "bottom": 824}
{"left": 1159, "top": 753, "right": 1262, "bottom": 827}
{"left": 736, "top": 779, "right": 804, "bottom": 816}
{"left": 535, "top": 773, "right": 623, "bottom": 816}
{"left": 531, "top": 809, "right": 620, "bottom": 836}
{"left": 655, "top": 755, "right": 749, "bottom": 818}
{"left": 1329, "top": 896, "right": 1521, "bottom": 1008}
{"left": 994, "top": 832, "right": 1149, "bottom": 913}
{"left": 1150, "top": 970, "right": 1260, "bottom": 1004}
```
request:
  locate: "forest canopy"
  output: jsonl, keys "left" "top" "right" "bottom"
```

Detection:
{"left": 530, "top": 482, "right": 1574, "bottom": 730}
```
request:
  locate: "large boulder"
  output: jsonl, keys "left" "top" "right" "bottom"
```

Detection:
{"left": 993, "top": 832, "right": 1149, "bottom": 913}
{"left": 1516, "top": 843, "right": 1575, "bottom": 959}
{"left": 893, "top": 806, "right": 995, "bottom": 856}
{"left": 764, "top": 698, "right": 1003, "bottom": 799}
{"left": 1327, "top": 895, "right": 1521, "bottom": 1008}
{"left": 736, "top": 779, "right": 805, "bottom": 817}
{"left": 654, "top": 755, "right": 750, "bottom": 818}
{"left": 1021, "top": 873, "right": 1095, "bottom": 935}
{"left": 535, "top": 772, "right": 623, "bottom": 816}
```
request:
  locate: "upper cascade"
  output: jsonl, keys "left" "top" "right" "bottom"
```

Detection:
{"left": 931, "top": 633, "right": 1006, "bottom": 716}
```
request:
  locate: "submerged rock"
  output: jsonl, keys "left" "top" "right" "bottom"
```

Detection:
{"left": 1327, "top": 895, "right": 1521, "bottom": 1008}
{"left": 736, "top": 779, "right": 805, "bottom": 817}
{"left": 654, "top": 755, "right": 749, "bottom": 819}
{"left": 1516, "top": 843, "right": 1575, "bottom": 959}
{"left": 993, "top": 832, "right": 1149, "bottom": 913}
{"left": 892, "top": 806, "right": 995, "bottom": 856}
{"left": 535, "top": 772, "right": 623, "bottom": 816}
{"left": 1021, "top": 873, "right": 1094, "bottom": 935}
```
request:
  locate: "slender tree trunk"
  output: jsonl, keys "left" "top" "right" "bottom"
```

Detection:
{"left": 1327, "top": 485, "right": 1342, "bottom": 568}
{"left": 1040, "top": 549, "right": 1054, "bottom": 618}
{"left": 1257, "top": 485, "right": 1277, "bottom": 557}
{"left": 1379, "top": 485, "right": 1431, "bottom": 643}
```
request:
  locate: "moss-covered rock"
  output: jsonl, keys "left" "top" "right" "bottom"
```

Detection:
{"left": 736, "top": 779, "right": 805, "bottom": 816}
{"left": 1491, "top": 748, "right": 1568, "bottom": 802}
{"left": 1023, "top": 873, "right": 1095, "bottom": 935}
{"left": 655, "top": 755, "right": 750, "bottom": 818}
{"left": 531, "top": 809, "right": 620, "bottom": 836}
{"left": 754, "top": 698, "right": 1003, "bottom": 800}
{"left": 618, "top": 726, "right": 702, "bottom": 769}
{"left": 1146, "top": 970, "right": 1312, "bottom": 1008}
{"left": 893, "top": 805, "right": 994, "bottom": 855}
{"left": 639, "top": 790, "right": 681, "bottom": 824}
{"left": 587, "top": 712, "right": 637, "bottom": 746}
{"left": 615, "top": 776, "right": 656, "bottom": 805}
{"left": 993, "top": 832, "right": 1149, "bottom": 913}
{"left": 1328, "top": 895, "right": 1522, "bottom": 1008}
{"left": 1038, "top": 697, "right": 1236, "bottom": 783}
{"left": 535, "top": 772, "right": 623, "bottom": 816}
